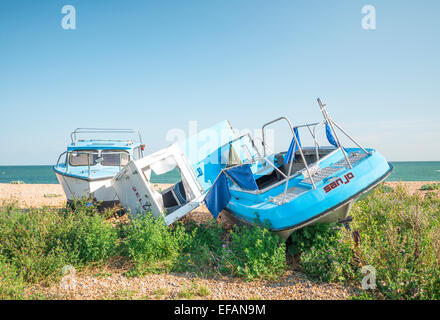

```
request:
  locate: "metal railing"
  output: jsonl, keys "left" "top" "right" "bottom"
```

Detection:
{"left": 70, "top": 128, "right": 143, "bottom": 147}
{"left": 257, "top": 98, "right": 370, "bottom": 201}
{"left": 262, "top": 117, "right": 317, "bottom": 190}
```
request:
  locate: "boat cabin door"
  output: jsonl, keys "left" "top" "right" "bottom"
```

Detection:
{"left": 112, "top": 144, "right": 204, "bottom": 225}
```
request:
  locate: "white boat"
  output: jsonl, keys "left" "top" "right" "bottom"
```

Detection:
{"left": 54, "top": 128, "right": 145, "bottom": 206}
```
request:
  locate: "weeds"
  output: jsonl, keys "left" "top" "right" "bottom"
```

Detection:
{"left": 0, "top": 254, "right": 25, "bottom": 300}
{"left": 420, "top": 183, "right": 440, "bottom": 191}
{"left": 9, "top": 180, "right": 24, "bottom": 184}
{"left": 290, "top": 184, "right": 440, "bottom": 299}
{"left": 152, "top": 288, "right": 167, "bottom": 298}
{"left": 3, "top": 183, "right": 438, "bottom": 300}
{"left": 220, "top": 225, "right": 287, "bottom": 281}
{"left": 0, "top": 200, "right": 117, "bottom": 286}
{"left": 43, "top": 194, "right": 62, "bottom": 198}
{"left": 177, "top": 280, "right": 209, "bottom": 299}
{"left": 122, "top": 212, "right": 191, "bottom": 275}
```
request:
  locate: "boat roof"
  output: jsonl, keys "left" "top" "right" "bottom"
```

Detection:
{"left": 68, "top": 128, "right": 143, "bottom": 151}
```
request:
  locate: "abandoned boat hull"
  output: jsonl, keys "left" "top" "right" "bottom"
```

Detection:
{"left": 223, "top": 149, "right": 393, "bottom": 239}
{"left": 54, "top": 171, "right": 118, "bottom": 205}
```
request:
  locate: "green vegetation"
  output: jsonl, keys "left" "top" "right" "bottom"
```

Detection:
{"left": 122, "top": 214, "right": 286, "bottom": 280}
{"left": 9, "top": 180, "right": 24, "bottom": 184}
{"left": 43, "top": 193, "right": 62, "bottom": 198}
{"left": 221, "top": 224, "right": 287, "bottom": 280}
{"left": 0, "top": 255, "right": 25, "bottom": 300}
{"left": 420, "top": 182, "right": 440, "bottom": 191}
{"left": 0, "top": 201, "right": 118, "bottom": 285}
{"left": 1, "top": 184, "right": 439, "bottom": 300}
{"left": 122, "top": 212, "right": 191, "bottom": 275}
{"left": 289, "top": 223, "right": 356, "bottom": 283}
{"left": 0, "top": 200, "right": 286, "bottom": 299}
{"left": 290, "top": 185, "right": 440, "bottom": 300}
{"left": 177, "top": 280, "right": 210, "bottom": 299}
{"left": 152, "top": 288, "right": 167, "bottom": 298}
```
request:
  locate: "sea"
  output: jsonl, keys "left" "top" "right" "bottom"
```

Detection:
{"left": 1, "top": 162, "right": 440, "bottom": 184}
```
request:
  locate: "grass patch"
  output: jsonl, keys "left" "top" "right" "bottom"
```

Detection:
{"left": 177, "top": 280, "right": 209, "bottom": 299}
{"left": 43, "top": 194, "right": 62, "bottom": 198}
{"left": 197, "top": 284, "right": 210, "bottom": 297}
{"left": 94, "top": 272, "right": 113, "bottom": 278}
{"left": 152, "top": 288, "right": 167, "bottom": 298}
{"left": 108, "top": 289, "right": 137, "bottom": 300}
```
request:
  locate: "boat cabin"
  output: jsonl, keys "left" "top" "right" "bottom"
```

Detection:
{"left": 55, "top": 128, "right": 145, "bottom": 180}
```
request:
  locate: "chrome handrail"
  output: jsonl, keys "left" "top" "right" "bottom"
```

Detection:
{"left": 56, "top": 151, "right": 67, "bottom": 168}
{"left": 71, "top": 128, "right": 143, "bottom": 146}
{"left": 317, "top": 98, "right": 352, "bottom": 169}
{"left": 261, "top": 116, "right": 317, "bottom": 190}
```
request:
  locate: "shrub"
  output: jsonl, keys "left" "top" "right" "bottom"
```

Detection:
{"left": 53, "top": 210, "right": 118, "bottom": 264}
{"left": 175, "top": 221, "right": 224, "bottom": 275}
{"left": 0, "top": 200, "right": 118, "bottom": 284}
{"left": 0, "top": 204, "right": 69, "bottom": 283}
{"left": 221, "top": 225, "right": 287, "bottom": 281}
{"left": 123, "top": 212, "right": 192, "bottom": 274}
{"left": 297, "top": 226, "right": 357, "bottom": 283}
{"left": 420, "top": 183, "right": 440, "bottom": 191}
{"left": 289, "top": 223, "right": 335, "bottom": 255}
{"left": 0, "top": 254, "right": 25, "bottom": 300}
{"left": 349, "top": 186, "right": 440, "bottom": 299}
{"left": 291, "top": 185, "right": 440, "bottom": 299}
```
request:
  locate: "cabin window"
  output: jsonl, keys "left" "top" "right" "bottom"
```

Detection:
{"left": 69, "top": 150, "right": 98, "bottom": 166}
{"left": 101, "top": 150, "right": 130, "bottom": 166}
{"left": 142, "top": 156, "right": 195, "bottom": 212}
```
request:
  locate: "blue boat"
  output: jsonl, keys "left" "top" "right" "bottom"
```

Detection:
{"left": 111, "top": 98, "right": 392, "bottom": 238}
{"left": 54, "top": 128, "right": 145, "bottom": 206}
{"left": 195, "top": 99, "right": 393, "bottom": 238}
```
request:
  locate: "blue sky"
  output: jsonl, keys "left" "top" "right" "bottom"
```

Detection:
{"left": 0, "top": 0, "right": 439, "bottom": 165}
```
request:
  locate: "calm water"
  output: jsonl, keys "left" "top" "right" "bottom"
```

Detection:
{"left": 0, "top": 165, "right": 181, "bottom": 184}
{"left": 1, "top": 162, "right": 439, "bottom": 184}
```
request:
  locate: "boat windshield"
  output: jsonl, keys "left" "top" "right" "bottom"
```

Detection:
{"left": 101, "top": 150, "right": 130, "bottom": 166}
{"left": 69, "top": 150, "right": 98, "bottom": 166}
{"left": 68, "top": 150, "right": 130, "bottom": 167}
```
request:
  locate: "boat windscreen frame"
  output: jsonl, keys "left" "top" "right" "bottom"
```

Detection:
{"left": 71, "top": 128, "right": 143, "bottom": 146}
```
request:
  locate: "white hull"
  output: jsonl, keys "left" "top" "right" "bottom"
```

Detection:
{"left": 55, "top": 173, "right": 118, "bottom": 203}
